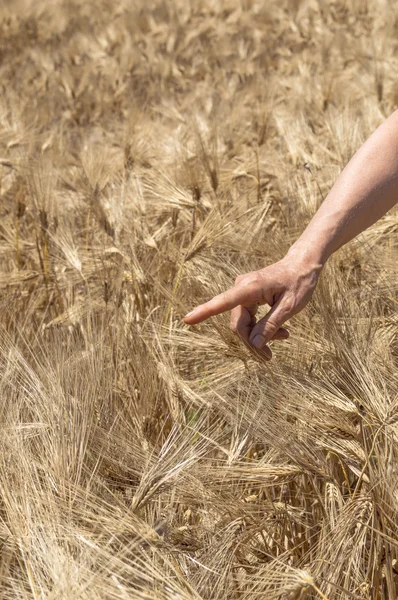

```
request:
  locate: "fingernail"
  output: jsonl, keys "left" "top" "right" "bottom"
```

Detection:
{"left": 251, "top": 334, "right": 265, "bottom": 349}
{"left": 262, "top": 346, "right": 272, "bottom": 359}
{"left": 185, "top": 309, "right": 196, "bottom": 318}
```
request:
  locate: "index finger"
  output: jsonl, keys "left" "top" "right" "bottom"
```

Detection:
{"left": 183, "top": 281, "right": 261, "bottom": 325}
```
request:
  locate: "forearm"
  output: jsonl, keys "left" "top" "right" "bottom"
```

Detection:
{"left": 287, "top": 109, "right": 398, "bottom": 268}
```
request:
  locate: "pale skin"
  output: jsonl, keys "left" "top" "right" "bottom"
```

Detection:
{"left": 184, "top": 109, "right": 398, "bottom": 359}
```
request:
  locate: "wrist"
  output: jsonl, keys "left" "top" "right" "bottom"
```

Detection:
{"left": 284, "top": 241, "right": 326, "bottom": 275}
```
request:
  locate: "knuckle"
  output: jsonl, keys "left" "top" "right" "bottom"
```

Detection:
{"left": 235, "top": 271, "right": 262, "bottom": 286}
{"left": 242, "top": 275, "right": 261, "bottom": 292}
{"left": 264, "top": 319, "right": 279, "bottom": 334}
{"left": 242, "top": 272, "right": 261, "bottom": 287}
{"left": 281, "top": 297, "right": 295, "bottom": 315}
{"left": 251, "top": 271, "right": 263, "bottom": 283}
{"left": 235, "top": 273, "right": 254, "bottom": 287}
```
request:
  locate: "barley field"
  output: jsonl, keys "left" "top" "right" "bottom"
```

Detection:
{"left": 1, "top": 0, "right": 398, "bottom": 598}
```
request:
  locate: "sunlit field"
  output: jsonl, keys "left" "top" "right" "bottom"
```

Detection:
{"left": 1, "top": 0, "right": 398, "bottom": 598}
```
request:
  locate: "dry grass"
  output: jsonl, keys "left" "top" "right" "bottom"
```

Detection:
{"left": 1, "top": 0, "right": 398, "bottom": 597}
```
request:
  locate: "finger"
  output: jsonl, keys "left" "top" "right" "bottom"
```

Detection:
{"left": 230, "top": 305, "right": 271, "bottom": 358}
{"left": 230, "top": 304, "right": 255, "bottom": 344}
{"left": 231, "top": 305, "right": 272, "bottom": 359}
{"left": 231, "top": 306, "right": 287, "bottom": 360}
{"left": 231, "top": 306, "right": 288, "bottom": 343}
{"left": 184, "top": 282, "right": 262, "bottom": 325}
{"left": 230, "top": 303, "right": 258, "bottom": 331}
{"left": 249, "top": 298, "right": 293, "bottom": 349}
{"left": 272, "top": 327, "right": 290, "bottom": 341}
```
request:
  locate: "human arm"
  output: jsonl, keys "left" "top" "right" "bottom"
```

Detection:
{"left": 184, "top": 109, "right": 398, "bottom": 358}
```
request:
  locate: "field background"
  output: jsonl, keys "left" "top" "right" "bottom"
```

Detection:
{"left": 1, "top": 0, "right": 398, "bottom": 598}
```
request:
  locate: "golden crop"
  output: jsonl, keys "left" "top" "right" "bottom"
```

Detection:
{"left": 1, "top": 0, "right": 398, "bottom": 598}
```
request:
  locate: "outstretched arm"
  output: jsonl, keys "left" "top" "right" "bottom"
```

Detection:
{"left": 288, "top": 109, "right": 398, "bottom": 268}
{"left": 184, "top": 109, "right": 398, "bottom": 359}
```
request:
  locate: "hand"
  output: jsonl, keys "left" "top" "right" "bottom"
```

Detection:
{"left": 183, "top": 254, "right": 322, "bottom": 359}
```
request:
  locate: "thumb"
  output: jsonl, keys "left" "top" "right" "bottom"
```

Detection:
{"left": 249, "top": 296, "right": 293, "bottom": 349}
